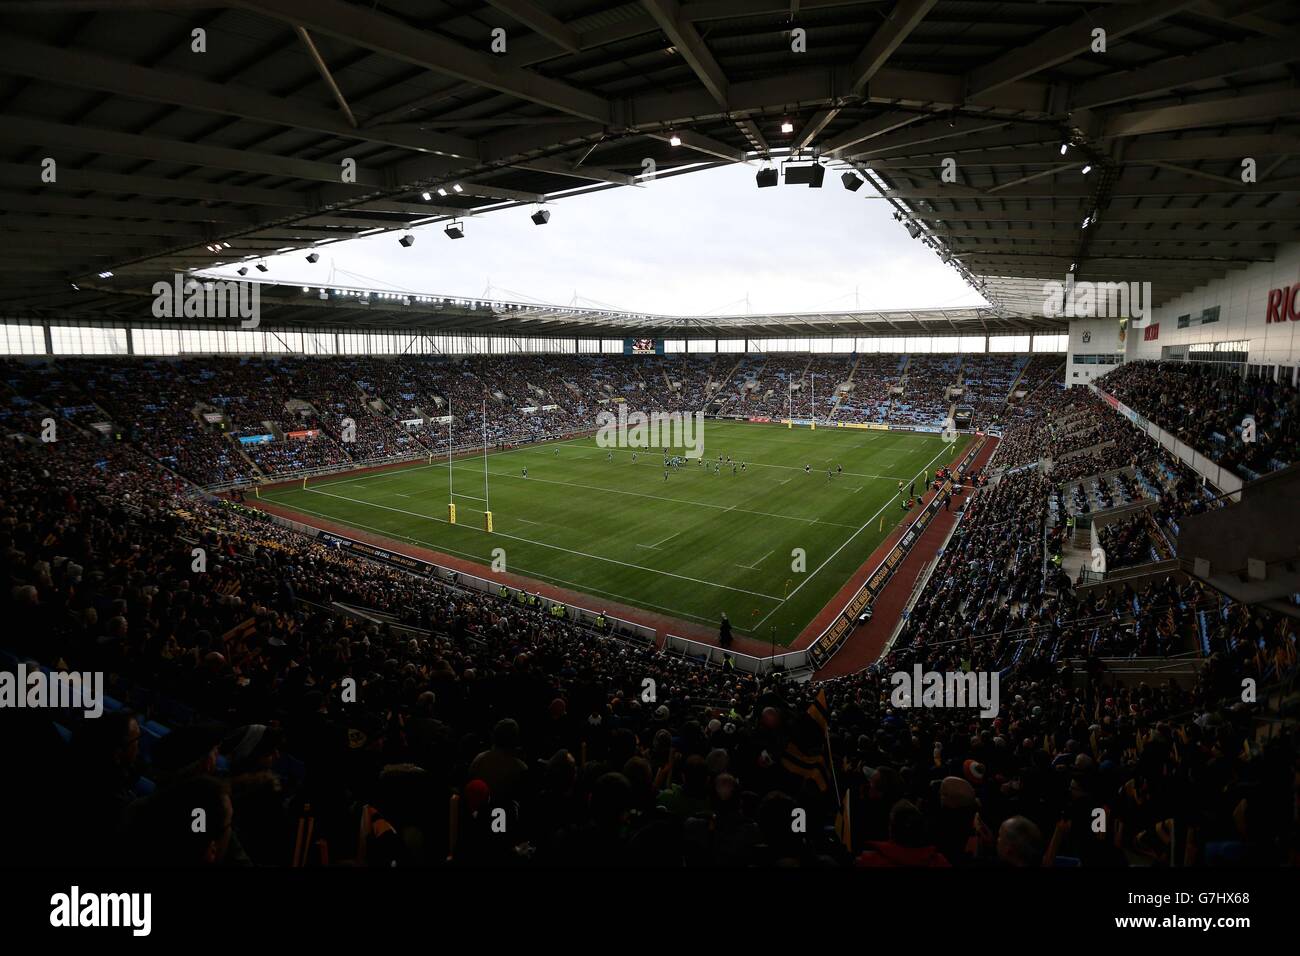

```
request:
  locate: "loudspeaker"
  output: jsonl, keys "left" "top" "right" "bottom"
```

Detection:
{"left": 531, "top": 210, "right": 551, "bottom": 225}
{"left": 784, "top": 163, "right": 825, "bottom": 187}
{"left": 755, "top": 168, "right": 778, "bottom": 188}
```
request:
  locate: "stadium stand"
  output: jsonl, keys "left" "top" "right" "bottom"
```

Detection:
{"left": 1100, "top": 362, "right": 1299, "bottom": 481}
{"left": 1, "top": 355, "right": 1294, "bottom": 871}
{"left": 1, "top": 0, "right": 1298, "bottom": 928}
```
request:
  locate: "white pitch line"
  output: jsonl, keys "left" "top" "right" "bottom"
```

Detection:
{"left": 302, "top": 486, "right": 783, "bottom": 601}
{"left": 754, "top": 495, "right": 898, "bottom": 630}
{"left": 259, "top": 500, "right": 723, "bottom": 626}
{"left": 445, "top": 462, "right": 859, "bottom": 529}
{"left": 584, "top": 441, "right": 907, "bottom": 481}
{"left": 641, "top": 529, "right": 682, "bottom": 550}
{"left": 754, "top": 437, "right": 969, "bottom": 628}
{"left": 737, "top": 549, "right": 774, "bottom": 570}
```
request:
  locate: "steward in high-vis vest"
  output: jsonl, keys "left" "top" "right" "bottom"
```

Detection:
{"left": 498, "top": 585, "right": 509, "bottom": 599}
{"left": 594, "top": 613, "right": 607, "bottom": 631}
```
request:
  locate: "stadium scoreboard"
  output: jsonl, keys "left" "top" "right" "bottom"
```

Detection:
{"left": 625, "top": 338, "right": 663, "bottom": 355}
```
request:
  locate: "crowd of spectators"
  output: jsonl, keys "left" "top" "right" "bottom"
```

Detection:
{"left": 1101, "top": 361, "right": 1298, "bottom": 481}
{"left": 958, "top": 354, "right": 1025, "bottom": 426}
{"left": 890, "top": 355, "right": 960, "bottom": 428}
{"left": 3, "top": 353, "right": 1050, "bottom": 490}
{"left": 1, "top": 353, "right": 1293, "bottom": 869}
{"left": 1098, "top": 512, "right": 1171, "bottom": 571}
{"left": 835, "top": 354, "right": 903, "bottom": 423}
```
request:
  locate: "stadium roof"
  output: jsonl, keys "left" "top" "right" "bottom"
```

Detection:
{"left": 46, "top": 279, "right": 1055, "bottom": 336}
{"left": 0, "top": 0, "right": 1297, "bottom": 324}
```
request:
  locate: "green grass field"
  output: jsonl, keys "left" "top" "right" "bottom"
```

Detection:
{"left": 260, "top": 422, "right": 969, "bottom": 645}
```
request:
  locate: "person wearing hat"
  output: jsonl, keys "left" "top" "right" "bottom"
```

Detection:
{"left": 219, "top": 725, "right": 289, "bottom": 866}
{"left": 933, "top": 776, "right": 979, "bottom": 865}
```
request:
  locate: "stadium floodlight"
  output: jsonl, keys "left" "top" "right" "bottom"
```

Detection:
{"left": 841, "top": 172, "right": 863, "bottom": 191}
{"left": 421, "top": 191, "right": 432, "bottom": 201}
{"left": 1081, "top": 164, "right": 1092, "bottom": 175}
{"left": 452, "top": 183, "right": 463, "bottom": 193}
{"left": 222, "top": 242, "right": 231, "bottom": 248}
{"left": 781, "top": 120, "right": 794, "bottom": 134}
{"left": 256, "top": 262, "right": 269, "bottom": 272}
{"left": 306, "top": 252, "right": 320, "bottom": 263}
{"left": 1060, "top": 143, "right": 1069, "bottom": 155}
{"left": 905, "top": 220, "right": 922, "bottom": 239}
{"left": 755, "top": 166, "right": 778, "bottom": 188}
{"left": 531, "top": 209, "right": 551, "bottom": 225}
{"left": 669, "top": 133, "right": 682, "bottom": 147}
{"left": 301, "top": 286, "right": 310, "bottom": 292}
{"left": 437, "top": 187, "right": 448, "bottom": 196}
{"left": 399, "top": 233, "right": 415, "bottom": 247}
{"left": 445, "top": 221, "right": 465, "bottom": 239}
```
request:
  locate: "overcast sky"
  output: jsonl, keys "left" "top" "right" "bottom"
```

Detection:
{"left": 208, "top": 163, "right": 987, "bottom": 315}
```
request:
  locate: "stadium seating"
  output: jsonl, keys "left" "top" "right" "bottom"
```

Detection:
{"left": 1100, "top": 362, "right": 1298, "bottom": 480}
{"left": 1, "top": 354, "right": 1294, "bottom": 870}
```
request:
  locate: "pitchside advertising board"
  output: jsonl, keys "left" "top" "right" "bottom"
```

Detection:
{"left": 624, "top": 338, "right": 663, "bottom": 355}
{"left": 316, "top": 531, "right": 431, "bottom": 576}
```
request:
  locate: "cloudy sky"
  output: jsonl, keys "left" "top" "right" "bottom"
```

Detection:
{"left": 208, "top": 163, "right": 987, "bottom": 315}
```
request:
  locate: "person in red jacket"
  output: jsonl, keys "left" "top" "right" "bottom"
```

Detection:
{"left": 856, "top": 799, "right": 951, "bottom": 868}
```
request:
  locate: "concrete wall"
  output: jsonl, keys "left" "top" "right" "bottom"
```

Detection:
{"left": 1124, "top": 240, "right": 1300, "bottom": 372}
{"left": 1066, "top": 316, "right": 1125, "bottom": 386}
